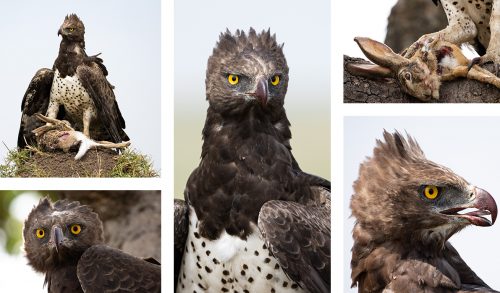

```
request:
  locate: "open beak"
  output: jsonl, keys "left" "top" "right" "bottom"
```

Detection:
{"left": 57, "top": 28, "right": 62, "bottom": 36}
{"left": 50, "top": 226, "right": 64, "bottom": 253}
{"left": 441, "top": 187, "right": 498, "bottom": 226}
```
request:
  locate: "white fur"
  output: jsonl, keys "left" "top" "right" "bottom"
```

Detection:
{"left": 439, "top": 55, "right": 459, "bottom": 69}
{"left": 74, "top": 132, "right": 98, "bottom": 160}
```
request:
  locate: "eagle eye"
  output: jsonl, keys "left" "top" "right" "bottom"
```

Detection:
{"left": 36, "top": 228, "right": 45, "bottom": 239}
{"left": 423, "top": 185, "right": 440, "bottom": 199}
{"left": 227, "top": 74, "right": 239, "bottom": 85}
{"left": 270, "top": 75, "right": 280, "bottom": 86}
{"left": 70, "top": 224, "right": 82, "bottom": 235}
{"left": 68, "top": 28, "right": 75, "bottom": 32}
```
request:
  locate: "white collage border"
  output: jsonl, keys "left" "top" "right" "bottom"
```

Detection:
{"left": 3, "top": 1, "right": 499, "bottom": 292}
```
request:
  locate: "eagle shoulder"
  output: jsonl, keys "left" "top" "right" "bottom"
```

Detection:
{"left": 77, "top": 244, "right": 161, "bottom": 292}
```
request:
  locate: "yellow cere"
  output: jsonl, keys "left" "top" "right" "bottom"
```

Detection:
{"left": 424, "top": 185, "right": 439, "bottom": 199}
{"left": 228, "top": 74, "right": 239, "bottom": 85}
{"left": 271, "top": 75, "right": 280, "bottom": 86}
{"left": 36, "top": 228, "right": 45, "bottom": 238}
{"left": 70, "top": 224, "right": 81, "bottom": 235}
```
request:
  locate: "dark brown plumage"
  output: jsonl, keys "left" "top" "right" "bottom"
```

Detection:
{"left": 18, "top": 14, "right": 128, "bottom": 148}
{"left": 350, "top": 131, "right": 498, "bottom": 293}
{"left": 175, "top": 29, "right": 330, "bottom": 293}
{"left": 24, "top": 197, "right": 160, "bottom": 293}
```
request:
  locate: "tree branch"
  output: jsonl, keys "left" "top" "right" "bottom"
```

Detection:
{"left": 344, "top": 55, "right": 500, "bottom": 103}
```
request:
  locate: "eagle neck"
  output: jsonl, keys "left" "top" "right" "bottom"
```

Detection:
{"left": 46, "top": 264, "right": 83, "bottom": 293}
{"left": 54, "top": 38, "right": 86, "bottom": 78}
{"left": 188, "top": 106, "right": 304, "bottom": 240}
{"left": 201, "top": 106, "right": 291, "bottom": 147}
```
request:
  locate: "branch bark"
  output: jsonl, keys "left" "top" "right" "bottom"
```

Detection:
{"left": 344, "top": 56, "right": 500, "bottom": 103}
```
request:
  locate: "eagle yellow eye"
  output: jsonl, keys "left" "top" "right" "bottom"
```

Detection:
{"left": 70, "top": 224, "right": 81, "bottom": 235}
{"left": 424, "top": 185, "right": 439, "bottom": 199}
{"left": 69, "top": 28, "right": 74, "bottom": 32}
{"left": 36, "top": 228, "right": 45, "bottom": 239}
{"left": 270, "top": 75, "right": 280, "bottom": 86}
{"left": 228, "top": 74, "right": 239, "bottom": 85}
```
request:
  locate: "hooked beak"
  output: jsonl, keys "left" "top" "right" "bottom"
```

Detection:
{"left": 50, "top": 226, "right": 64, "bottom": 253}
{"left": 57, "top": 28, "right": 62, "bottom": 36}
{"left": 254, "top": 79, "right": 268, "bottom": 106}
{"left": 441, "top": 187, "right": 498, "bottom": 227}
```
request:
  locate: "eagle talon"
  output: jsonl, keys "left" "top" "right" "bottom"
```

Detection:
{"left": 469, "top": 53, "right": 500, "bottom": 76}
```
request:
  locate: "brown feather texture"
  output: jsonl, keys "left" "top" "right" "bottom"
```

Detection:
{"left": 350, "top": 131, "right": 498, "bottom": 293}
{"left": 24, "top": 197, "right": 160, "bottom": 293}
{"left": 176, "top": 29, "right": 330, "bottom": 293}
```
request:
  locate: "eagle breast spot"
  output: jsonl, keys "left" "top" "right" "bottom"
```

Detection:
{"left": 176, "top": 208, "right": 303, "bottom": 292}
{"left": 50, "top": 69, "right": 96, "bottom": 121}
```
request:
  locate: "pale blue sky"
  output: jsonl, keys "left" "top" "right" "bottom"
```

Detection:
{"left": 344, "top": 117, "right": 500, "bottom": 292}
{"left": 337, "top": 0, "right": 398, "bottom": 56}
{"left": 0, "top": 0, "right": 161, "bottom": 171}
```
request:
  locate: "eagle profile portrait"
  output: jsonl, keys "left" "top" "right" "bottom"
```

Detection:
{"left": 351, "top": 131, "right": 498, "bottom": 292}
{"left": 24, "top": 197, "right": 161, "bottom": 293}
{"left": 174, "top": 29, "right": 331, "bottom": 293}
{"left": 18, "top": 14, "right": 129, "bottom": 149}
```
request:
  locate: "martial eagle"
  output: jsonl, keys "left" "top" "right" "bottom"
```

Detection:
{"left": 174, "top": 29, "right": 330, "bottom": 293}
{"left": 351, "top": 131, "right": 498, "bottom": 292}
{"left": 17, "top": 14, "right": 128, "bottom": 148}
{"left": 24, "top": 197, "right": 160, "bottom": 292}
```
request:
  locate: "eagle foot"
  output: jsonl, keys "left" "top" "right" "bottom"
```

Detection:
{"left": 469, "top": 53, "right": 500, "bottom": 76}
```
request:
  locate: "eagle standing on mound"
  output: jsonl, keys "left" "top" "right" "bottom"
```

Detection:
{"left": 175, "top": 29, "right": 331, "bottom": 293}
{"left": 18, "top": 14, "right": 129, "bottom": 148}
{"left": 351, "top": 131, "right": 498, "bottom": 292}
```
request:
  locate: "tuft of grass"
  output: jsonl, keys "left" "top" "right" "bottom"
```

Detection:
{"left": 0, "top": 147, "right": 158, "bottom": 178}
{"left": 0, "top": 148, "right": 33, "bottom": 177}
{"left": 110, "top": 149, "right": 158, "bottom": 177}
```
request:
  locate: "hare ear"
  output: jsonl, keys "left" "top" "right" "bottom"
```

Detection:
{"left": 346, "top": 63, "right": 393, "bottom": 78}
{"left": 354, "top": 37, "right": 409, "bottom": 71}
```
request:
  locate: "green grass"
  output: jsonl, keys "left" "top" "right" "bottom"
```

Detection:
{"left": 0, "top": 148, "right": 33, "bottom": 177}
{"left": 110, "top": 149, "right": 159, "bottom": 177}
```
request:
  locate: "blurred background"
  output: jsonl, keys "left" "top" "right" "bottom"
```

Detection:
{"left": 338, "top": 0, "right": 448, "bottom": 57}
{"left": 0, "top": 190, "right": 160, "bottom": 292}
{"left": 344, "top": 117, "right": 500, "bottom": 292}
{"left": 0, "top": 0, "right": 161, "bottom": 171}
{"left": 174, "top": 0, "right": 331, "bottom": 197}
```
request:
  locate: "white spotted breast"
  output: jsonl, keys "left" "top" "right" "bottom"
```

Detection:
{"left": 177, "top": 207, "right": 304, "bottom": 293}
{"left": 49, "top": 69, "right": 96, "bottom": 121}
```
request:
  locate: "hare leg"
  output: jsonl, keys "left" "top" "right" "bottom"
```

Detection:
{"left": 467, "top": 65, "right": 500, "bottom": 88}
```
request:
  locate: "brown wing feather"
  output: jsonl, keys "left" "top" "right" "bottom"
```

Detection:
{"left": 77, "top": 245, "right": 160, "bottom": 293}
{"left": 76, "top": 62, "right": 128, "bottom": 143}
{"left": 258, "top": 197, "right": 330, "bottom": 293}
{"left": 18, "top": 68, "right": 54, "bottom": 148}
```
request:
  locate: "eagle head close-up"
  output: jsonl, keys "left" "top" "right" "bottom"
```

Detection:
{"left": 352, "top": 130, "right": 496, "bottom": 248}
{"left": 350, "top": 130, "right": 498, "bottom": 292}
{"left": 23, "top": 197, "right": 104, "bottom": 273}
{"left": 205, "top": 28, "right": 289, "bottom": 115}
{"left": 58, "top": 14, "right": 85, "bottom": 42}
